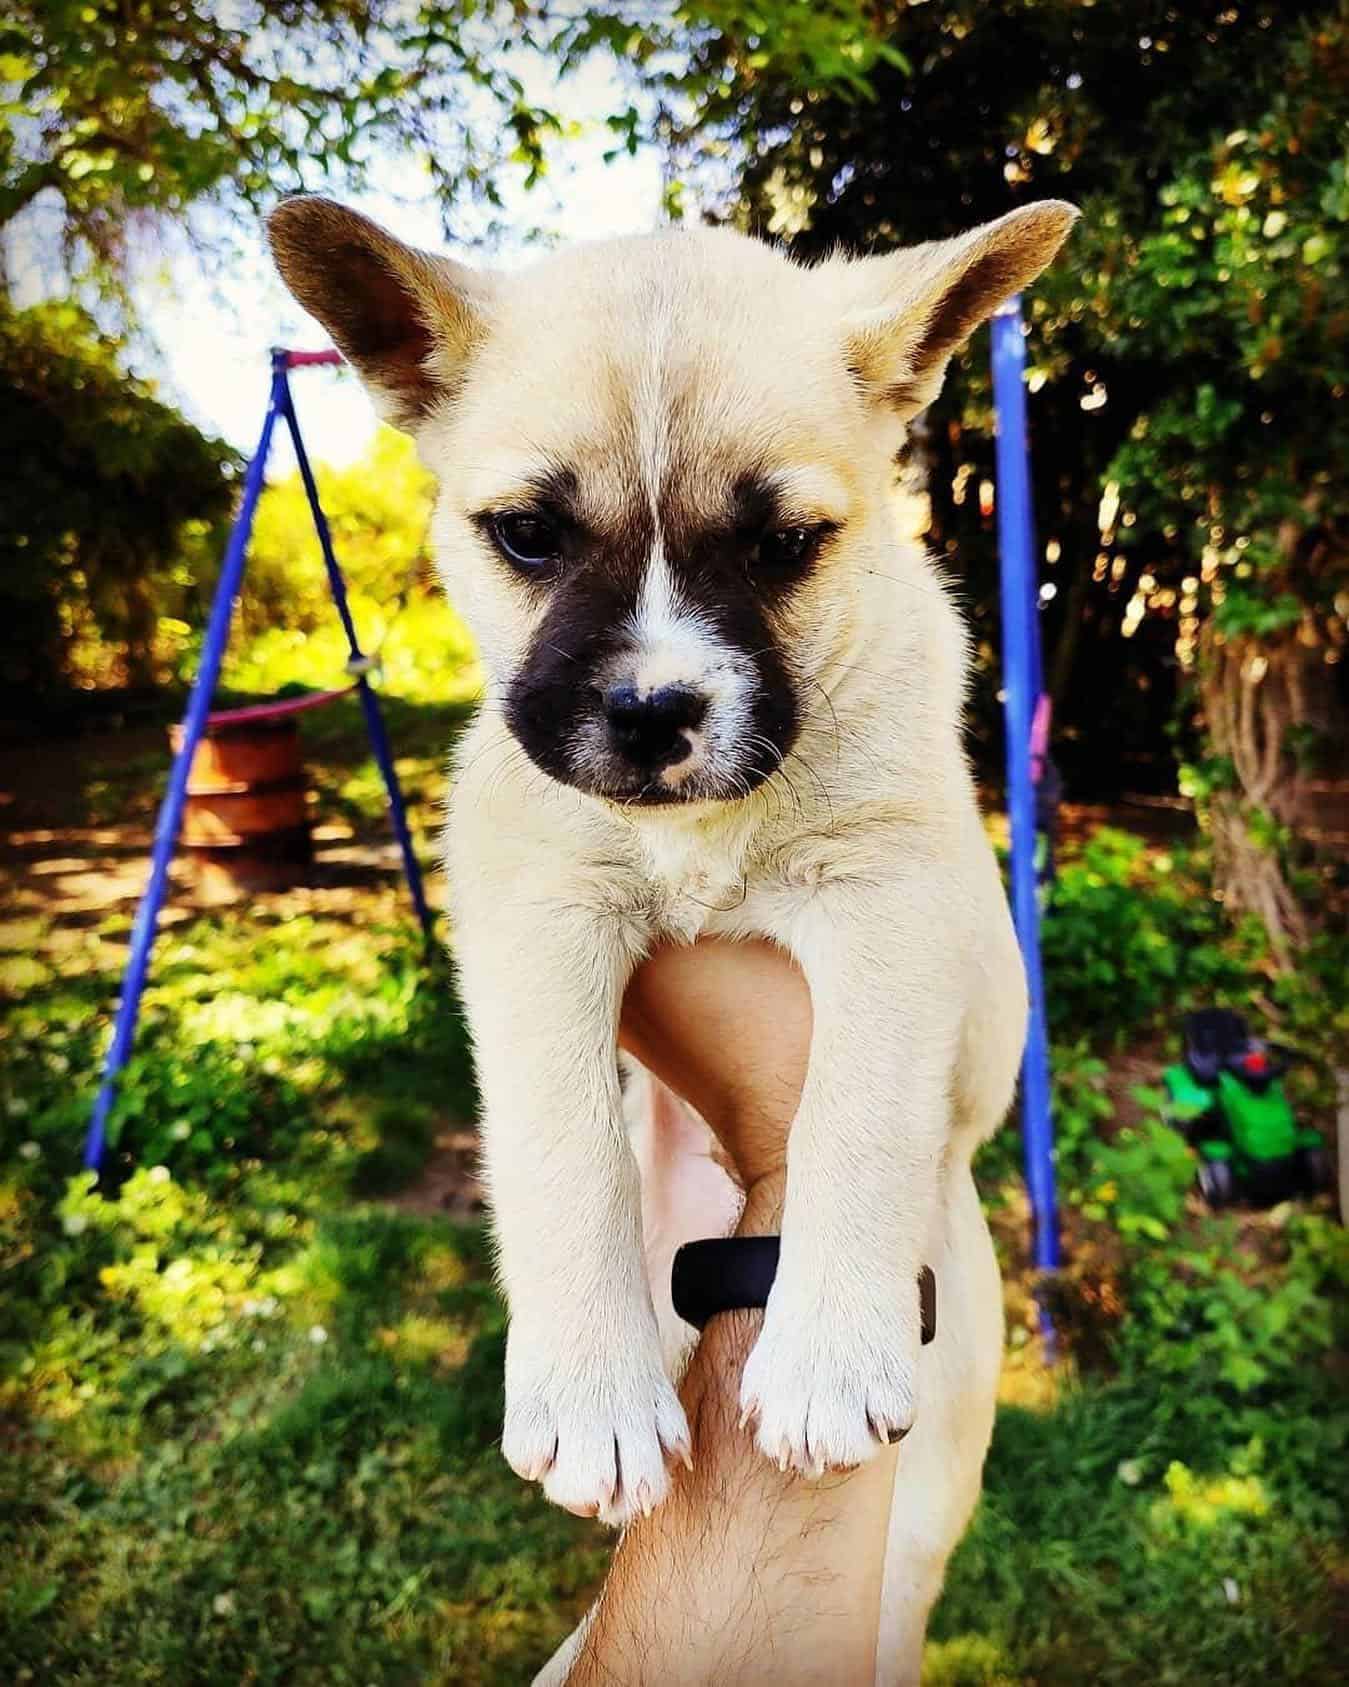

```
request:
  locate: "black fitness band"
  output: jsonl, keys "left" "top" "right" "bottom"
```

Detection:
{"left": 671, "top": 1237, "right": 936, "bottom": 1345}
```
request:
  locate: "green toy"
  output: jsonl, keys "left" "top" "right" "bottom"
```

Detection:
{"left": 1163, "top": 1009, "right": 1332, "bottom": 1206}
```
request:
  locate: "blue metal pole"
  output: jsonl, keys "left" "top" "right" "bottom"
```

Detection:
{"left": 274, "top": 358, "right": 435, "bottom": 944}
{"left": 991, "top": 301, "right": 1061, "bottom": 1334}
{"left": 1024, "top": 491, "right": 1045, "bottom": 703}
{"left": 82, "top": 369, "right": 285, "bottom": 1174}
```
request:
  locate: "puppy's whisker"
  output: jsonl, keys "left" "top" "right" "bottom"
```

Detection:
{"left": 789, "top": 751, "right": 837, "bottom": 832}
{"left": 744, "top": 734, "right": 793, "bottom": 821}
{"left": 682, "top": 869, "right": 749, "bottom": 913}
{"left": 859, "top": 567, "right": 948, "bottom": 599}
{"left": 748, "top": 738, "right": 802, "bottom": 823}
{"left": 819, "top": 658, "right": 907, "bottom": 685}
{"left": 454, "top": 741, "right": 518, "bottom": 794}
{"left": 761, "top": 763, "right": 790, "bottom": 825}
{"left": 759, "top": 744, "right": 807, "bottom": 825}
{"left": 794, "top": 684, "right": 896, "bottom": 785}
{"left": 483, "top": 754, "right": 533, "bottom": 809}
{"left": 463, "top": 738, "right": 538, "bottom": 809}
{"left": 774, "top": 765, "right": 806, "bottom": 823}
{"left": 804, "top": 679, "right": 843, "bottom": 772}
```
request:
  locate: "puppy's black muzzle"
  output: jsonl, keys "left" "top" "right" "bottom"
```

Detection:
{"left": 604, "top": 683, "right": 708, "bottom": 771}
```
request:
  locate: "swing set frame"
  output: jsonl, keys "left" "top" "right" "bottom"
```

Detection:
{"left": 82, "top": 349, "right": 434, "bottom": 1176}
{"left": 84, "top": 321, "right": 1061, "bottom": 1348}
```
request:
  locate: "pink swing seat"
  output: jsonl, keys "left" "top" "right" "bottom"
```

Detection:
{"left": 204, "top": 685, "right": 355, "bottom": 731}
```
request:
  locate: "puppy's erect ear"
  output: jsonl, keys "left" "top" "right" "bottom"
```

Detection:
{"left": 267, "top": 196, "right": 491, "bottom": 430}
{"left": 839, "top": 201, "right": 1078, "bottom": 419}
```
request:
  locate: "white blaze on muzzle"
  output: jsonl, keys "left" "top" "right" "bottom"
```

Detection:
{"left": 618, "top": 540, "right": 757, "bottom": 783}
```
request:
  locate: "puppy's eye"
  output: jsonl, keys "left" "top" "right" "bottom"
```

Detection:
{"left": 757, "top": 524, "right": 829, "bottom": 570}
{"left": 490, "top": 512, "right": 561, "bottom": 571}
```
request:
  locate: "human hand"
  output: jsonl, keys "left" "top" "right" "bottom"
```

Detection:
{"left": 619, "top": 936, "right": 812, "bottom": 1211}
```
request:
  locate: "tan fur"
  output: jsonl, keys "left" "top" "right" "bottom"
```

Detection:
{"left": 270, "top": 196, "right": 1075, "bottom": 1673}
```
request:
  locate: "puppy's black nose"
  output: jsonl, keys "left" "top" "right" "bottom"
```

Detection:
{"left": 604, "top": 684, "right": 707, "bottom": 769}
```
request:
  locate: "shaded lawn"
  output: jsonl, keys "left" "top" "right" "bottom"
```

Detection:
{"left": 1, "top": 697, "right": 1346, "bottom": 1684}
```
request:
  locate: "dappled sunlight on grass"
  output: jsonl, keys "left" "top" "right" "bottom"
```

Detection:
{"left": 922, "top": 1633, "right": 1019, "bottom": 1687}
{"left": 2, "top": 708, "right": 1346, "bottom": 1681}
{"left": 375, "top": 1313, "right": 476, "bottom": 1373}
{"left": 1155, "top": 1461, "right": 1269, "bottom": 1528}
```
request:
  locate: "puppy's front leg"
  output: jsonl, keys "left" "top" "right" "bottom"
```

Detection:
{"left": 457, "top": 897, "right": 690, "bottom": 1525}
{"left": 741, "top": 876, "right": 962, "bottom": 1474}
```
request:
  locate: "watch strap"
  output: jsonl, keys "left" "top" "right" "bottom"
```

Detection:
{"left": 671, "top": 1236, "right": 936, "bottom": 1345}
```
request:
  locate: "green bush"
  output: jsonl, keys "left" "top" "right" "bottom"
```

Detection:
{"left": 975, "top": 1037, "right": 1113, "bottom": 1202}
{"left": 1041, "top": 830, "right": 1262, "bottom": 1043}
{"left": 1079, "top": 1107, "right": 1196, "bottom": 1244}
{"left": 1116, "top": 1212, "right": 1348, "bottom": 1402}
{"left": 0, "top": 301, "right": 235, "bottom": 692}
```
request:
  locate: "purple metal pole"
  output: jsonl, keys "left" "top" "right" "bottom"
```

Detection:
{"left": 82, "top": 368, "right": 285, "bottom": 1174}
{"left": 992, "top": 299, "right": 1061, "bottom": 1354}
{"left": 274, "top": 357, "right": 435, "bottom": 944}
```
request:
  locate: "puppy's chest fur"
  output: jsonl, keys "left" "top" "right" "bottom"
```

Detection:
{"left": 629, "top": 812, "right": 760, "bottom": 941}
{"left": 623, "top": 802, "right": 877, "bottom": 946}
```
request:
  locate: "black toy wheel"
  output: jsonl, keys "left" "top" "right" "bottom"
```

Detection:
{"left": 1175, "top": 1106, "right": 1221, "bottom": 1147}
{"left": 1296, "top": 1147, "right": 1333, "bottom": 1192}
{"left": 1198, "top": 1159, "right": 1235, "bottom": 1207}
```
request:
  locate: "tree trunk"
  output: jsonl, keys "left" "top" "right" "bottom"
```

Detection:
{"left": 1198, "top": 623, "right": 1340, "bottom": 965}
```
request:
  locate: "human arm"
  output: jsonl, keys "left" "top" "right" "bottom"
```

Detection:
{"left": 563, "top": 938, "right": 902, "bottom": 1686}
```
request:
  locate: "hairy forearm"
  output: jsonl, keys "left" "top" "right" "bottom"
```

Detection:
{"left": 568, "top": 1173, "right": 898, "bottom": 1686}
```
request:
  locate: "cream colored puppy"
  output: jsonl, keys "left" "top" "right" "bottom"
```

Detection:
{"left": 270, "top": 200, "right": 1073, "bottom": 1538}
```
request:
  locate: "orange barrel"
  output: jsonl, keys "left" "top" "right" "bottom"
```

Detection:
{"left": 169, "top": 714, "right": 313, "bottom": 897}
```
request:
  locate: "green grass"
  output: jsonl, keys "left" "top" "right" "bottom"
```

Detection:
{"left": 1, "top": 710, "right": 1345, "bottom": 1684}
{"left": 932, "top": 1371, "right": 1345, "bottom": 1686}
{"left": 1, "top": 900, "right": 606, "bottom": 1685}
{"left": 1, "top": 1205, "right": 606, "bottom": 1684}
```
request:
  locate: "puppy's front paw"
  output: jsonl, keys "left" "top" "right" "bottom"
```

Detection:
{"left": 738, "top": 1293, "right": 919, "bottom": 1476}
{"left": 502, "top": 1337, "right": 691, "bottom": 1528}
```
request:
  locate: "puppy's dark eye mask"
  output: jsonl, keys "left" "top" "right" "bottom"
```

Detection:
{"left": 471, "top": 463, "right": 844, "bottom": 604}
{"left": 483, "top": 460, "right": 811, "bottom": 805}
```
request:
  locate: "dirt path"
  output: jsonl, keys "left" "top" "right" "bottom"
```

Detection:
{"left": 1, "top": 723, "right": 442, "bottom": 932}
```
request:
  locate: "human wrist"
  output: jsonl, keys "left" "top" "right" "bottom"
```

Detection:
{"left": 736, "top": 1168, "right": 787, "bottom": 1237}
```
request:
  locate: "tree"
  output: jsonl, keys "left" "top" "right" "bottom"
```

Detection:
{"left": 0, "top": 0, "right": 557, "bottom": 281}
{"left": 703, "top": 1, "right": 1347, "bottom": 956}
{"left": 1093, "top": 22, "right": 1348, "bottom": 956}
{"left": 1, "top": 1, "right": 898, "bottom": 295}
{"left": 0, "top": 300, "right": 236, "bottom": 694}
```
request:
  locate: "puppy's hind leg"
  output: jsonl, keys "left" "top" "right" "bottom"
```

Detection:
{"left": 625, "top": 1059, "right": 744, "bottom": 1377}
{"left": 876, "top": 1163, "right": 1003, "bottom": 1686}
